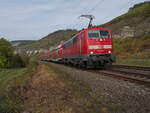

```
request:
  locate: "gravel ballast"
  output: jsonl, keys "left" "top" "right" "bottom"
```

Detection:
{"left": 50, "top": 62, "right": 150, "bottom": 113}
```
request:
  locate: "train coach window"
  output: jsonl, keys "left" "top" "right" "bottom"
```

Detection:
{"left": 58, "top": 50, "right": 60, "bottom": 54}
{"left": 63, "top": 40, "right": 73, "bottom": 48}
{"left": 99, "top": 30, "right": 110, "bottom": 38}
{"left": 73, "top": 36, "right": 78, "bottom": 44}
{"left": 69, "top": 40, "right": 73, "bottom": 46}
{"left": 63, "top": 44, "right": 66, "bottom": 48}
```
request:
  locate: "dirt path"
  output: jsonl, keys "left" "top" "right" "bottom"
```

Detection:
{"left": 22, "top": 63, "right": 73, "bottom": 113}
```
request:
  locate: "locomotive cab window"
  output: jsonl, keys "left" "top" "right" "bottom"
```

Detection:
{"left": 88, "top": 30, "right": 110, "bottom": 38}
{"left": 100, "top": 30, "right": 110, "bottom": 38}
{"left": 88, "top": 30, "right": 99, "bottom": 38}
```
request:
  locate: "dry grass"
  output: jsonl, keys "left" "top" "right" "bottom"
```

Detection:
{"left": 4, "top": 62, "right": 102, "bottom": 113}
{"left": 113, "top": 37, "right": 150, "bottom": 58}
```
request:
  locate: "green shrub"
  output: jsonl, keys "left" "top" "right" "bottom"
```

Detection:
{"left": 0, "top": 38, "right": 28, "bottom": 68}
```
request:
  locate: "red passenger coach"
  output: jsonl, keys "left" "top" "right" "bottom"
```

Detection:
{"left": 53, "top": 43, "right": 63, "bottom": 62}
{"left": 40, "top": 43, "right": 63, "bottom": 62}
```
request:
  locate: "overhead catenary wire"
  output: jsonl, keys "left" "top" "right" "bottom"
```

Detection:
{"left": 60, "top": 0, "right": 106, "bottom": 30}
{"left": 76, "top": 0, "right": 105, "bottom": 29}
{"left": 55, "top": 0, "right": 135, "bottom": 30}
{"left": 84, "top": 0, "right": 135, "bottom": 26}
{"left": 87, "top": 0, "right": 105, "bottom": 14}
{"left": 50, "top": 0, "right": 136, "bottom": 30}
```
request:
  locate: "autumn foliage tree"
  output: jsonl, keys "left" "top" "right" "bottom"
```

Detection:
{"left": 0, "top": 38, "right": 24, "bottom": 68}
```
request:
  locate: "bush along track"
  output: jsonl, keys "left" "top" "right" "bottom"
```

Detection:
{"left": 0, "top": 61, "right": 104, "bottom": 113}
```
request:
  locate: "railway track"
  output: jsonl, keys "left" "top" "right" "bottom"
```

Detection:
{"left": 112, "top": 64, "right": 150, "bottom": 71}
{"left": 44, "top": 61, "right": 150, "bottom": 87}
{"left": 87, "top": 65, "right": 150, "bottom": 87}
{"left": 89, "top": 70, "right": 150, "bottom": 87}
{"left": 111, "top": 65, "right": 150, "bottom": 78}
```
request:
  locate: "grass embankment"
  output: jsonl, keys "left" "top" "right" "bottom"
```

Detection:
{"left": 19, "top": 62, "right": 102, "bottom": 113}
{"left": 113, "top": 35, "right": 150, "bottom": 66}
{"left": 0, "top": 68, "right": 27, "bottom": 90}
{"left": 0, "top": 61, "right": 38, "bottom": 113}
{"left": 114, "top": 58, "right": 150, "bottom": 67}
{"left": 0, "top": 61, "right": 103, "bottom": 113}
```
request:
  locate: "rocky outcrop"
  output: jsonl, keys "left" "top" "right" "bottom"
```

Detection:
{"left": 113, "top": 26, "right": 135, "bottom": 38}
{"left": 106, "top": 16, "right": 150, "bottom": 38}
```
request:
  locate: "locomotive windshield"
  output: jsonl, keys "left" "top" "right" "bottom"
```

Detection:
{"left": 88, "top": 30, "right": 110, "bottom": 38}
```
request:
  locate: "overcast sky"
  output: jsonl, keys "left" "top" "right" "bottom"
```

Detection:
{"left": 0, "top": 0, "right": 149, "bottom": 41}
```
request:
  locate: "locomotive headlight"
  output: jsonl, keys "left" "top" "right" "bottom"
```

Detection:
{"left": 90, "top": 51, "right": 94, "bottom": 54}
{"left": 108, "top": 51, "right": 111, "bottom": 53}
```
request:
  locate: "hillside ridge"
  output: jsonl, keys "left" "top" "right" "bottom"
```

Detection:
{"left": 11, "top": 40, "right": 36, "bottom": 48}
{"left": 21, "top": 29, "right": 77, "bottom": 50}
{"left": 99, "top": 1, "right": 150, "bottom": 38}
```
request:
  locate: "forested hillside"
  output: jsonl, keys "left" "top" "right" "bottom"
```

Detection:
{"left": 21, "top": 29, "right": 77, "bottom": 50}
{"left": 11, "top": 40, "right": 36, "bottom": 49}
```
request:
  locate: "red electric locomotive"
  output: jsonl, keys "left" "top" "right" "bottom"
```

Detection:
{"left": 62, "top": 27, "right": 115, "bottom": 68}
{"left": 40, "top": 27, "right": 115, "bottom": 68}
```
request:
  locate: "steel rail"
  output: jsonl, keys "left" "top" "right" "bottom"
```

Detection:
{"left": 112, "top": 65, "right": 150, "bottom": 71}
{"left": 109, "top": 69, "right": 150, "bottom": 79}
{"left": 88, "top": 70, "right": 150, "bottom": 87}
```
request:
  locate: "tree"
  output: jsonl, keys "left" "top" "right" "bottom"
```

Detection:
{"left": 0, "top": 38, "right": 25, "bottom": 68}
